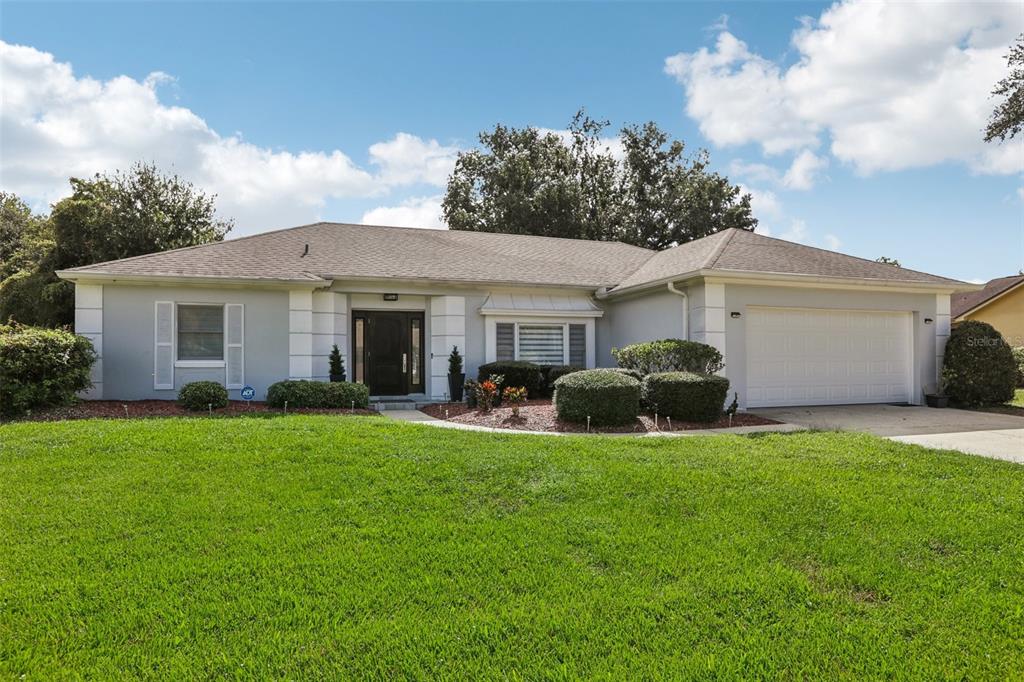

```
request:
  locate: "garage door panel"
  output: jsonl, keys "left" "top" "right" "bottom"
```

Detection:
{"left": 747, "top": 306, "right": 911, "bottom": 408}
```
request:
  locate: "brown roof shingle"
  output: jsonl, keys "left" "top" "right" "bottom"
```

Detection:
{"left": 62, "top": 223, "right": 968, "bottom": 291}
{"left": 63, "top": 222, "right": 655, "bottom": 289}
{"left": 951, "top": 275, "right": 1024, "bottom": 318}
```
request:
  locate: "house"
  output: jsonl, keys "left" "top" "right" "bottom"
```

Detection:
{"left": 56, "top": 223, "right": 976, "bottom": 409}
{"left": 951, "top": 275, "right": 1024, "bottom": 348}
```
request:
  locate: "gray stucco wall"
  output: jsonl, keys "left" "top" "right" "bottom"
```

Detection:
{"left": 102, "top": 285, "right": 289, "bottom": 401}
{"left": 600, "top": 287, "right": 690, "bottom": 366}
{"left": 461, "top": 294, "right": 488, "bottom": 381}
{"left": 723, "top": 284, "right": 940, "bottom": 408}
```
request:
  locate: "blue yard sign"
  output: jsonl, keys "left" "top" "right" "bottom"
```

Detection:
{"left": 240, "top": 386, "right": 256, "bottom": 402}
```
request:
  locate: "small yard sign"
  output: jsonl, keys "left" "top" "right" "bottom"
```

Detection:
{"left": 240, "top": 386, "right": 255, "bottom": 402}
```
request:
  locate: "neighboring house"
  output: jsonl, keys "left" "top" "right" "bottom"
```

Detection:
{"left": 951, "top": 275, "right": 1024, "bottom": 348}
{"left": 57, "top": 224, "right": 976, "bottom": 409}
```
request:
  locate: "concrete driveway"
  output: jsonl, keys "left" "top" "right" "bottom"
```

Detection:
{"left": 753, "top": 404, "right": 1024, "bottom": 464}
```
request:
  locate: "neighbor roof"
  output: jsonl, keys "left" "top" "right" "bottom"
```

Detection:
{"left": 610, "top": 228, "right": 964, "bottom": 292}
{"left": 61, "top": 222, "right": 655, "bottom": 289}
{"left": 60, "top": 223, "right": 967, "bottom": 291}
{"left": 951, "top": 274, "right": 1024, "bottom": 318}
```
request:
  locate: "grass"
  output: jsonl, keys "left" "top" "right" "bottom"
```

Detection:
{"left": 2, "top": 416, "right": 1023, "bottom": 678}
{"left": 1012, "top": 388, "right": 1024, "bottom": 407}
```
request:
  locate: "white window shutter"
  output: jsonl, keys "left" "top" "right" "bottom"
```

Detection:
{"left": 225, "top": 304, "right": 244, "bottom": 389}
{"left": 154, "top": 301, "right": 174, "bottom": 389}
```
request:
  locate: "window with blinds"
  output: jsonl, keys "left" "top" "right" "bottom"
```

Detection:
{"left": 177, "top": 304, "right": 224, "bottom": 360}
{"left": 496, "top": 323, "right": 515, "bottom": 361}
{"left": 569, "top": 324, "right": 586, "bottom": 366}
{"left": 518, "top": 325, "right": 564, "bottom": 364}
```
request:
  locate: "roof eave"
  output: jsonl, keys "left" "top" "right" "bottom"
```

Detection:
{"left": 952, "top": 278, "right": 1024, "bottom": 320}
{"left": 55, "top": 270, "right": 328, "bottom": 289}
{"left": 600, "top": 268, "right": 980, "bottom": 298}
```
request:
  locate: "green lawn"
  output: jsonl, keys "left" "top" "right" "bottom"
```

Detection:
{"left": 1013, "top": 388, "right": 1024, "bottom": 407}
{"left": 2, "top": 416, "right": 1023, "bottom": 678}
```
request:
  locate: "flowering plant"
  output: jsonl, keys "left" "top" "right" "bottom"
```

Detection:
{"left": 502, "top": 386, "right": 527, "bottom": 417}
{"left": 475, "top": 374, "right": 504, "bottom": 411}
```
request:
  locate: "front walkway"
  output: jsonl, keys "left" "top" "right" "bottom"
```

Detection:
{"left": 753, "top": 404, "right": 1024, "bottom": 464}
{"left": 384, "top": 409, "right": 803, "bottom": 438}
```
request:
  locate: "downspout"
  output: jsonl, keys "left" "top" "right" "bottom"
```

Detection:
{"left": 667, "top": 282, "right": 688, "bottom": 340}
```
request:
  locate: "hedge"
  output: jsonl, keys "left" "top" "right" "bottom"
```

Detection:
{"left": 477, "top": 361, "right": 543, "bottom": 398}
{"left": 178, "top": 381, "right": 229, "bottom": 411}
{"left": 640, "top": 371, "right": 730, "bottom": 423}
{"left": 540, "top": 365, "right": 583, "bottom": 397}
{"left": 266, "top": 380, "right": 370, "bottom": 409}
{"left": 0, "top": 323, "right": 96, "bottom": 417}
{"left": 611, "top": 339, "right": 724, "bottom": 377}
{"left": 941, "top": 321, "right": 1016, "bottom": 406}
{"left": 1013, "top": 346, "right": 1024, "bottom": 388}
{"left": 553, "top": 369, "right": 640, "bottom": 426}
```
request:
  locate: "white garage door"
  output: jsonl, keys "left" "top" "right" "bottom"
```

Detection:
{"left": 746, "top": 307, "right": 912, "bottom": 408}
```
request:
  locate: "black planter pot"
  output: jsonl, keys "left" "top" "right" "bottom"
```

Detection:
{"left": 925, "top": 394, "right": 949, "bottom": 408}
{"left": 448, "top": 373, "right": 465, "bottom": 402}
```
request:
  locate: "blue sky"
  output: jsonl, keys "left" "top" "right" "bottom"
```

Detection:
{"left": 1, "top": 1, "right": 1021, "bottom": 282}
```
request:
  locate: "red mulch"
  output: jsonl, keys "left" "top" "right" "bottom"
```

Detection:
{"left": 5, "top": 400, "right": 380, "bottom": 423}
{"left": 420, "top": 400, "right": 779, "bottom": 434}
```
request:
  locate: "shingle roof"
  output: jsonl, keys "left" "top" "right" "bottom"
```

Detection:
{"left": 610, "top": 228, "right": 964, "bottom": 291}
{"left": 62, "top": 222, "right": 967, "bottom": 291}
{"left": 62, "top": 222, "right": 655, "bottom": 289}
{"left": 951, "top": 274, "right": 1024, "bottom": 318}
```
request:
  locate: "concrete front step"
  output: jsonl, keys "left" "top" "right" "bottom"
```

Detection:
{"left": 371, "top": 400, "right": 436, "bottom": 411}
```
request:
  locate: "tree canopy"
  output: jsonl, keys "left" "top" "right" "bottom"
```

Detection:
{"left": 442, "top": 111, "right": 757, "bottom": 250}
{"left": 0, "top": 163, "right": 232, "bottom": 327}
{"left": 985, "top": 33, "right": 1024, "bottom": 143}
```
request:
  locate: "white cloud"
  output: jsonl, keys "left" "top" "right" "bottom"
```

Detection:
{"left": 782, "top": 150, "right": 828, "bottom": 190}
{"left": 739, "top": 184, "right": 782, "bottom": 220}
{"left": 360, "top": 195, "right": 445, "bottom": 229}
{"left": 0, "top": 41, "right": 459, "bottom": 234}
{"left": 368, "top": 133, "right": 459, "bottom": 186}
{"left": 780, "top": 218, "right": 809, "bottom": 244}
{"left": 823, "top": 233, "right": 842, "bottom": 251}
{"left": 665, "top": 1, "right": 1024, "bottom": 176}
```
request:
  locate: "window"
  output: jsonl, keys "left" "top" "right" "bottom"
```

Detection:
{"left": 177, "top": 304, "right": 224, "bottom": 361}
{"left": 518, "top": 325, "right": 564, "bottom": 364}
{"left": 493, "top": 321, "right": 589, "bottom": 366}
{"left": 569, "top": 324, "right": 586, "bottom": 366}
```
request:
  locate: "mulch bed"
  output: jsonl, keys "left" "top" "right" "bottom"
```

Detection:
{"left": 420, "top": 400, "right": 780, "bottom": 434}
{"left": 5, "top": 400, "right": 380, "bottom": 423}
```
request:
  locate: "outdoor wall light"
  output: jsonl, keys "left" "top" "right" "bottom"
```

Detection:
{"left": 730, "top": 312, "right": 742, "bottom": 318}
{"left": 924, "top": 318, "right": 933, "bottom": 324}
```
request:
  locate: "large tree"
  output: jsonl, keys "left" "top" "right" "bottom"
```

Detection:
{"left": 0, "top": 163, "right": 232, "bottom": 327}
{"left": 985, "top": 33, "right": 1024, "bottom": 143}
{"left": 442, "top": 111, "right": 756, "bottom": 249}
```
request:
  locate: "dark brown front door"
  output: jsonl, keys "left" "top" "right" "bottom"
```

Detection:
{"left": 352, "top": 311, "right": 425, "bottom": 395}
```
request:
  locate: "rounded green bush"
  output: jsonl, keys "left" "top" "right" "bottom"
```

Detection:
{"left": 1012, "top": 346, "right": 1024, "bottom": 387}
{"left": 640, "top": 371, "right": 730, "bottom": 423}
{"left": 541, "top": 365, "right": 583, "bottom": 397}
{"left": 611, "top": 339, "right": 724, "bottom": 377}
{"left": 0, "top": 323, "right": 97, "bottom": 417}
{"left": 941, "top": 321, "right": 1016, "bottom": 406}
{"left": 178, "top": 381, "right": 229, "bottom": 411}
{"left": 265, "top": 380, "right": 369, "bottom": 409}
{"left": 553, "top": 369, "right": 640, "bottom": 426}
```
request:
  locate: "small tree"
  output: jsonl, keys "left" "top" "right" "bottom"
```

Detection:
{"left": 328, "top": 344, "right": 346, "bottom": 382}
{"left": 941, "top": 321, "right": 1016, "bottom": 405}
{"left": 448, "top": 346, "right": 463, "bottom": 375}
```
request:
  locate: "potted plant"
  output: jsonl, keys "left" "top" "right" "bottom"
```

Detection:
{"left": 328, "top": 344, "right": 346, "bottom": 382}
{"left": 447, "top": 346, "right": 465, "bottom": 402}
{"left": 923, "top": 383, "right": 948, "bottom": 408}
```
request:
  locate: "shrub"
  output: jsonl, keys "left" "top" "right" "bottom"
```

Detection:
{"left": 477, "top": 361, "right": 542, "bottom": 398}
{"left": 941, "top": 321, "right": 1016, "bottom": 406}
{"left": 178, "top": 381, "right": 229, "bottom": 411}
{"left": 265, "top": 380, "right": 369, "bottom": 409}
{"left": 328, "top": 345, "right": 346, "bottom": 382}
{"left": 448, "top": 346, "right": 464, "bottom": 375}
{"left": 1013, "top": 346, "right": 1024, "bottom": 387}
{"left": 540, "top": 365, "right": 583, "bottom": 397}
{"left": 641, "top": 372, "right": 730, "bottom": 423}
{"left": 0, "top": 323, "right": 96, "bottom": 417}
{"left": 604, "top": 367, "right": 643, "bottom": 382}
{"left": 553, "top": 369, "right": 640, "bottom": 426}
{"left": 502, "top": 385, "right": 528, "bottom": 416}
{"left": 611, "top": 339, "right": 724, "bottom": 377}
